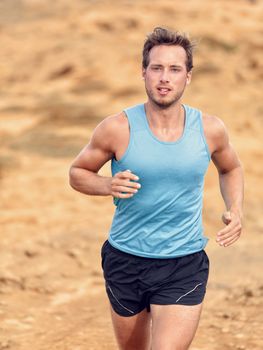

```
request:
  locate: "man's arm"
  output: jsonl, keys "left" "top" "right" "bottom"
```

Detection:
{"left": 204, "top": 115, "right": 244, "bottom": 247}
{"left": 69, "top": 114, "right": 141, "bottom": 198}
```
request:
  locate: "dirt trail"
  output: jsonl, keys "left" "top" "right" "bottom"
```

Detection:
{"left": 1, "top": 0, "right": 262, "bottom": 349}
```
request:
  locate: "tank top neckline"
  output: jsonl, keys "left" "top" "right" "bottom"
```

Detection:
{"left": 141, "top": 103, "right": 188, "bottom": 145}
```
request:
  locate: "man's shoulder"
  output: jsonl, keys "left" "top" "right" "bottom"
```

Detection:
{"left": 97, "top": 111, "right": 129, "bottom": 135}
{"left": 202, "top": 113, "right": 227, "bottom": 139}
{"left": 202, "top": 113, "right": 225, "bottom": 128}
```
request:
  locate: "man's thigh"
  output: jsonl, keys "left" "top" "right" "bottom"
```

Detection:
{"left": 110, "top": 306, "right": 152, "bottom": 350}
{"left": 151, "top": 303, "right": 203, "bottom": 350}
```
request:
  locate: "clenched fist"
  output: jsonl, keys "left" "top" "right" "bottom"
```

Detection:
{"left": 109, "top": 169, "right": 141, "bottom": 199}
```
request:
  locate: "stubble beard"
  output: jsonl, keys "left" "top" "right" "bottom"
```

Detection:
{"left": 145, "top": 85, "right": 185, "bottom": 110}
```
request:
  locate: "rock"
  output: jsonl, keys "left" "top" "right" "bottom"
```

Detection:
{"left": 24, "top": 249, "right": 39, "bottom": 258}
{"left": 49, "top": 64, "right": 75, "bottom": 80}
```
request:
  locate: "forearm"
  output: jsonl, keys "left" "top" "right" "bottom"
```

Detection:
{"left": 69, "top": 166, "right": 111, "bottom": 196}
{"left": 219, "top": 165, "right": 244, "bottom": 217}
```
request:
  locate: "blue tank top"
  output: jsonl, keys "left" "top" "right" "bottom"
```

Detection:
{"left": 108, "top": 103, "right": 211, "bottom": 258}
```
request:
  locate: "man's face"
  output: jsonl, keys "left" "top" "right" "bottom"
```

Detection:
{"left": 142, "top": 45, "right": 192, "bottom": 108}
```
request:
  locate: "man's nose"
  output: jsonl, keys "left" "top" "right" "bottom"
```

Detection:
{"left": 160, "top": 69, "right": 170, "bottom": 83}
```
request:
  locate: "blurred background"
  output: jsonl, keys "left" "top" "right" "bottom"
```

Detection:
{"left": 0, "top": 0, "right": 262, "bottom": 349}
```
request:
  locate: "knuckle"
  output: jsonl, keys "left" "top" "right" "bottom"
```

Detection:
{"left": 111, "top": 178, "right": 118, "bottom": 185}
{"left": 115, "top": 172, "right": 123, "bottom": 178}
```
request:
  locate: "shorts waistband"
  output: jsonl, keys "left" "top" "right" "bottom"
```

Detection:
{"left": 106, "top": 240, "right": 205, "bottom": 261}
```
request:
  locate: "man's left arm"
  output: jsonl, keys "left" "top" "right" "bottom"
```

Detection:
{"left": 206, "top": 116, "right": 244, "bottom": 247}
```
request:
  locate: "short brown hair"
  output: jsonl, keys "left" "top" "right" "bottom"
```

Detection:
{"left": 142, "top": 27, "right": 195, "bottom": 72}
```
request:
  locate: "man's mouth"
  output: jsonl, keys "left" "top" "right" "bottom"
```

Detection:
{"left": 157, "top": 87, "right": 171, "bottom": 95}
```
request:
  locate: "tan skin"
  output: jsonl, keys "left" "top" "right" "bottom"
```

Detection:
{"left": 69, "top": 45, "right": 244, "bottom": 350}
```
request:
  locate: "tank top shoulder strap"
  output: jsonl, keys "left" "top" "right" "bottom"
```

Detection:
{"left": 123, "top": 103, "right": 146, "bottom": 132}
{"left": 185, "top": 104, "right": 211, "bottom": 161}
{"left": 184, "top": 104, "right": 202, "bottom": 132}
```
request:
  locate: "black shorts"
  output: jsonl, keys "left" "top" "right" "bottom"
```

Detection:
{"left": 101, "top": 240, "right": 209, "bottom": 317}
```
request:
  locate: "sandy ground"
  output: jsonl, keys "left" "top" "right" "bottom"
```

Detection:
{"left": 0, "top": 0, "right": 263, "bottom": 349}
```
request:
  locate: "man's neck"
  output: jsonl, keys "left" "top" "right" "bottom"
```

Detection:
{"left": 144, "top": 100, "right": 184, "bottom": 129}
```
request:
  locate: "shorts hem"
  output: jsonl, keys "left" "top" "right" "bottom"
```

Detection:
{"left": 150, "top": 299, "right": 205, "bottom": 307}
{"left": 110, "top": 304, "right": 146, "bottom": 317}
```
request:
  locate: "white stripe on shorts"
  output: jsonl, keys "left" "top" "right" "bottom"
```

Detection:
{"left": 175, "top": 283, "right": 203, "bottom": 303}
{"left": 107, "top": 284, "right": 135, "bottom": 314}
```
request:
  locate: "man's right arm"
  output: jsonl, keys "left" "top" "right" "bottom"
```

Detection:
{"left": 69, "top": 115, "right": 141, "bottom": 198}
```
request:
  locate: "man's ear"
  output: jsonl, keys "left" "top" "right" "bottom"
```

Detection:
{"left": 186, "top": 70, "right": 192, "bottom": 85}
{"left": 142, "top": 68, "right": 146, "bottom": 80}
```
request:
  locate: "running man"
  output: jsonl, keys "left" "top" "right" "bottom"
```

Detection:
{"left": 69, "top": 27, "right": 244, "bottom": 350}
